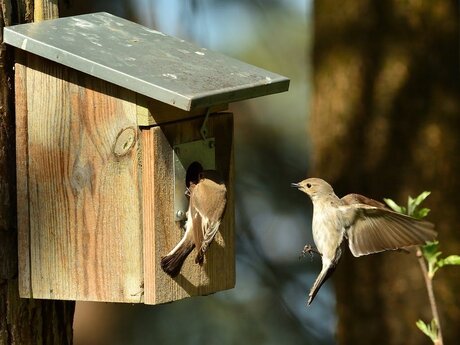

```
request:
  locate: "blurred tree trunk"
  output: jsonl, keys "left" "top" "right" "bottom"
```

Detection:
{"left": 310, "top": 1, "right": 460, "bottom": 344}
{"left": 0, "top": 1, "right": 75, "bottom": 344}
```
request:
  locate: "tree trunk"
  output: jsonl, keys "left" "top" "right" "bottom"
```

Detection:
{"left": 0, "top": 1, "right": 75, "bottom": 344}
{"left": 310, "top": 1, "right": 460, "bottom": 344}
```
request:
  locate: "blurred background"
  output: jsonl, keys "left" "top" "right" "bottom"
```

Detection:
{"left": 55, "top": 1, "right": 459, "bottom": 345}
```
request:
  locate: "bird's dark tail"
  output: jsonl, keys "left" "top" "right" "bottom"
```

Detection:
{"left": 161, "top": 242, "right": 195, "bottom": 278}
{"left": 308, "top": 264, "right": 336, "bottom": 305}
{"left": 195, "top": 249, "right": 204, "bottom": 265}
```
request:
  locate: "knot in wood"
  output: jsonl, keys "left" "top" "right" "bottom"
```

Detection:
{"left": 114, "top": 127, "right": 137, "bottom": 157}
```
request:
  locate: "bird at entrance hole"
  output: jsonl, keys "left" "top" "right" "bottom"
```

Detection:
{"left": 161, "top": 163, "right": 227, "bottom": 277}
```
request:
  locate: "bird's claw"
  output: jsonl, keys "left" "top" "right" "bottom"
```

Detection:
{"left": 299, "top": 244, "right": 322, "bottom": 260}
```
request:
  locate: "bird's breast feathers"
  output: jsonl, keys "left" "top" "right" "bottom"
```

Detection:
{"left": 312, "top": 206, "right": 345, "bottom": 257}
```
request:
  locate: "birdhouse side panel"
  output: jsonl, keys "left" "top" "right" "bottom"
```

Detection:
{"left": 142, "top": 113, "right": 235, "bottom": 305}
{"left": 16, "top": 54, "right": 144, "bottom": 302}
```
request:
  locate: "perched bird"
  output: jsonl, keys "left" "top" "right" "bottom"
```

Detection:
{"left": 292, "top": 177, "right": 437, "bottom": 305}
{"left": 161, "top": 165, "right": 227, "bottom": 277}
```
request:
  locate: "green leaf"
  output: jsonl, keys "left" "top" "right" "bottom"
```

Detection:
{"left": 416, "top": 319, "right": 430, "bottom": 337}
{"left": 413, "top": 191, "right": 431, "bottom": 207}
{"left": 438, "top": 255, "right": 460, "bottom": 267}
{"left": 408, "top": 196, "right": 415, "bottom": 216}
{"left": 416, "top": 319, "right": 439, "bottom": 343}
{"left": 415, "top": 208, "right": 430, "bottom": 219}
{"left": 422, "top": 241, "right": 440, "bottom": 259}
{"left": 407, "top": 191, "right": 431, "bottom": 218}
{"left": 421, "top": 243, "right": 460, "bottom": 278}
{"left": 384, "top": 198, "right": 405, "bottom": 213}
{"left": 430, "top": 319, "right": 439, "bottom": 342}
{"left": 422, "top": 241, "right": 442, "bottom": 278}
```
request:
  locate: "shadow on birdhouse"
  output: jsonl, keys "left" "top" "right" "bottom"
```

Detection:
{"left": 5, "top": 12, "right": 289, "bottom": 304}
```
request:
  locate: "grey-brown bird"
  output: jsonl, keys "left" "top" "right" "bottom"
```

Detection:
{"left": 292, "top": 177, "right": 437, "bottom": 305}
{"left": 161, "top": 168, "right": 227, "bottom": 277}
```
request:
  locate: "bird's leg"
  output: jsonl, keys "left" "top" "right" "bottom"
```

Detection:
{"left": 299, "top": 244, "right": 322, "bottom": 260}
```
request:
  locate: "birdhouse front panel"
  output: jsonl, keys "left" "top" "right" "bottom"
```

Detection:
{"left": 16, "top": 53, "right": 144, "bottom": 303}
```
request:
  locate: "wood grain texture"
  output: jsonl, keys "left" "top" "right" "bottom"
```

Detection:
{"left": 17, "top": 53, "right": 234, "bottom": 304}
{"left": 15, "top": 53, "right": 31, "bottom": 298}
{"left": 33, "top": 0, "right": 59, "bottom": 22}
{"left": 21, "top": 53, "right": 143, "bottom": 302}
{"left": 142, "top": 113, "right": 235, "bottom": 305}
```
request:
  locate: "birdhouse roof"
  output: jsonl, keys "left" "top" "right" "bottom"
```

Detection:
{"left": 4, "top": 12, "right": 289, "bottom": 111}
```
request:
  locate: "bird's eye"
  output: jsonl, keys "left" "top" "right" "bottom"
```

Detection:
{"left": 306, "top": 183, "right": 311, "bottom": 188}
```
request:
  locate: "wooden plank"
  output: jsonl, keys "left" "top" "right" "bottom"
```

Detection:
{"left": 15, "top": 52, "right": 32, "bottom": 298}
{"left": 141, "top": 127, "right": 167, "bottom": 304}
{"left": 142, "top": 112, "right": 235, "bottom": 304}
{"left": 33, "top": 0, "right": 59, "bottom": 22}
{"left": 25, "top": 53, "right": 143, "bottom": 302}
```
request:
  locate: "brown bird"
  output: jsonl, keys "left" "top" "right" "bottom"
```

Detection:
{"left": 161, "top": 167, "right": 227, "bottom": 277}
{"left": 292, "top": 177, "right": 437, "bottom": 305}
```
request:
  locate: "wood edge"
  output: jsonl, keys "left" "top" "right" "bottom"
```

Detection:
{"left": 229, "top": 114, "right": 236, "bottom": 288}
{"left": 222, "top": 113, "right": 236, "bottom": 290}
{"left": 208, "top": 113, "right": 236, "bottom": 293}
{"left": 141, "top": 127, "right": 156, "bottom": 304}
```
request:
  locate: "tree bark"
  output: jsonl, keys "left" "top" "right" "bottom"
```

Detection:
{"left": 310, "top": 1, "right": 460, "bottom": 344}
{"left": 0, "top": 1, "right": 75, "bottom": 344}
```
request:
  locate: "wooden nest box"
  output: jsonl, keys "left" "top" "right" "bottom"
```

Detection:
{"left": 4, "top": 12, "right": 289, "bottom": 304}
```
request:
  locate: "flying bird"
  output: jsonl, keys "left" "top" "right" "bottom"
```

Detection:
{"left": 161, "top": 164, "right": 227, "bottom": 277}
{"left": 292, "top": 177, "right": 437, "bottom": 305}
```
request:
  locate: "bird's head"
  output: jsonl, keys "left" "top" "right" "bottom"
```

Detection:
{"left": 291, "top": 177, "right": 334, "bottom": 200}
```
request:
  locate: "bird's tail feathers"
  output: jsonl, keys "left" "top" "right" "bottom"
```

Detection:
{"left": 195, "top": 249, "right": 204, "bottom": 265}
{"left": 308, "top": 264, "right": 336, "bottom": 305}
{"left": 161, "top": 242, "right": 195, "bottom": 278}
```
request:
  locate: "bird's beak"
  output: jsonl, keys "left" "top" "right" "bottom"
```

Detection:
{"left": 291, "top": 182, "right": 300, "bottom": 188}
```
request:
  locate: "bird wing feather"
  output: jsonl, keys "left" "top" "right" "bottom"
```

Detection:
{"left": 342, "top": 193, "right": 387, "bottom": 208}
{"left": 341, "top": 204, "right": 436, "bottom": 257}
{"left": 191, "top": 177, "right": 227, "bottom": 252}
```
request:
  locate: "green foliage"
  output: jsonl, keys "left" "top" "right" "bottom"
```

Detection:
{"left": 416, "top": 319, "right": 439, "bottom": 343}
{"left": 384, "top": 191, "right": 460, "bottom": 345}
{"left": 408, "top": 191, "right": 431, "bottom": 218}
{"left": 384, "top": 191, "right": 431, "bottom": 219}
{"left": 422, "top": 241, "right": 460, "bottom": 279}
{"left": 385, "top": 192, "right": 460, "bottom": 279}
{"left": 383, "top": 198, "right": 406, "bottom": 214}
{"left": 422, "top": 241, "right": 443, "bottom": 279}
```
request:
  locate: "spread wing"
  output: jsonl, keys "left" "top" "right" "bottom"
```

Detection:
{"left": 340, "top": 194, "right": 437, "bottom": 257}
